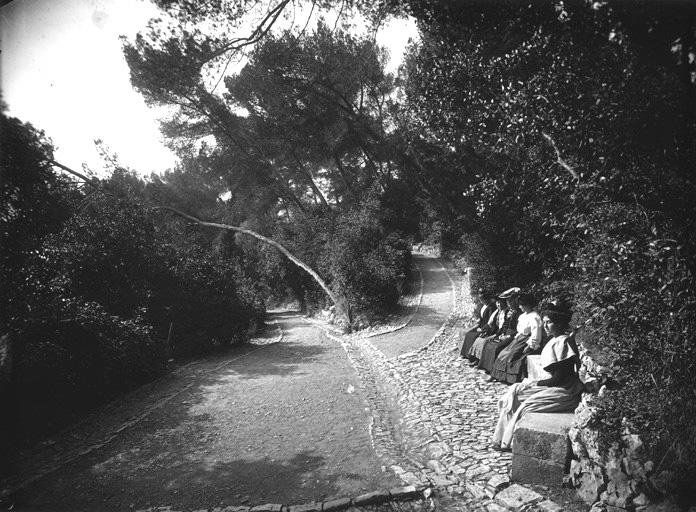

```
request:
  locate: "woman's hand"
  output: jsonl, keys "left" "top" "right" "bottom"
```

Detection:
{"left": 520, "top": 377, "right": 537, "bottom": 390}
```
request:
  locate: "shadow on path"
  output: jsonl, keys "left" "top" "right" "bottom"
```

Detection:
{"left": 3, "top": 313, "right": 399, "bottom": 511}
{"left": 9, "top": 452, "right": 340, "bottom": 512}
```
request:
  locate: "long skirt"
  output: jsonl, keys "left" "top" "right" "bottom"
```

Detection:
{"left": 459, "top": 326, "right": 481, "bottom": 359}
{"left": 469, "top": 334, "right": 495, "bottom": 361}
{"left": 493, "top": 379, "right": 584, "bottom": 449}
{"left": 478, "top": 336, "right": 513, "bottom": 373}
{"left": 505, "top": 349, "right": 530, "bottom": 384}
{"left": 490, "top": 337, "right": 528, "bottom": 382}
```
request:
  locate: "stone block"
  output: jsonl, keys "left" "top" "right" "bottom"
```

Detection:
{"left": 400, "top": 472, "right": 421, "bottom": 485}
{"left": 430, "top": 475, "right": 455, "bottom": 487}
{"left": 465, "top": 481, "right": 487, "bottom": 500}
{"left": 353, "top": 490, "right": 390, "bottom": 506}
{"left": 321, "top": 498, "right": 352, "bottom": 512}
{"left": 513, "top": 412, "right": 574, "bottom": 464}
{"left": 426, "top": 442, "right": 451, "bottom": 458}
{"left": 535, "top": 499, "right": 563, "bottom": 512}
{"left": 486, "top": 474, "right": 510, "bottom": 492}
{"left": 251, "top": 505, "right": 284, "bottom": 512}
{"left": 495, "top": 484, "right": 544, "bottom": 512}
{"left": 287, "top": 504, "right": 319, "bottom": 512}
{"left": 388, "top": 486, "right": 419, "bottom": 500}
{"left": 426, "top": 459, "right": 448, "bottom": 474}
{"left": 526, "top": 355, "right": 551, "bottom": 381}
{"left": 511, "top": 453, "right": 566, "bottom": 486}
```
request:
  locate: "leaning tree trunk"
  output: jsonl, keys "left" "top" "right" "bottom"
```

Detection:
{"left": 49, "top": 160, "right": 353, "bottom": 328}
{"left": 154, "top": 206, "right": 352, "bottom": 327}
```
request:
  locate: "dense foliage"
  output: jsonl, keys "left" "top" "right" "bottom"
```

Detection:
{"left": 123, "top": 19, "right": 417, "bottom": 322}
{"left": 5, "top": 0, "right": 694, "bottom": 505}
{"left": 394, "top": 0, "right": 696, "bottom": 502}
{"left": 270, "top": 197, "right": 411, "bottom": 319}
{"left": 0, "top": 113, "right": 264, "bottom": 456}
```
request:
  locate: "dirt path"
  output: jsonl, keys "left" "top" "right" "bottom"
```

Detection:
{"left": 2, "top": 313, "right": 401, "bottom": 511}
{"left": 369, "top": 255, "right": 453, "bottom": 359}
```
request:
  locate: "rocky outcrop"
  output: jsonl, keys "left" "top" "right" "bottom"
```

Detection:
{"left": 568, "top": 379, "right": 683, "bottom": 511}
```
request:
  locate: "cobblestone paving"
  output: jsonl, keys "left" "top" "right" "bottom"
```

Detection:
{"left": 313, "top": 258, "right": 578, "bottom": 512}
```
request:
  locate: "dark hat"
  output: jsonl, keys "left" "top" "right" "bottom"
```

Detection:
{"left": 541, "top": 300, "right": 572, "bottom": 322}
{"left": 518, "top": 293, "right": 536, "bottom": 308}
{"left": 479, "top": 289, "right": 495, "bottom": 300}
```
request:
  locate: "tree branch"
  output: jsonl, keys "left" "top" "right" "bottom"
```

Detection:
{"left": 50, "top": 160, "right": 98, "bottom": 185}
{"left": 153, "top": 206, "right": 351, "bottom": 324}
{"left": 542, "top": 131, "right": 579, "bottom": 181}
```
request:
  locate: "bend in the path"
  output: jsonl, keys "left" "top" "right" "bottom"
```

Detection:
{"left": 368, "top": 255, "right": 454, "bottom": 359}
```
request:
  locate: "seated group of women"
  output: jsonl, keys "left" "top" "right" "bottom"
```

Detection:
{"left": 460, "top": 287, "right": 544, "bottom": 384}
{"left": 459, "top": 288, "right": 585, "bottom": 451}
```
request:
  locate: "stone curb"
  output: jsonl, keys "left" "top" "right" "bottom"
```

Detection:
{"left": 362, "top": 259, "right": 425, "bottom": 338}
{"left": 264, "top": 318, "right": 285, "bottom": 344}
{"left": 134, "top": 486, "right": 430, "bottom": 512}
{"left": 301, "top": 256, "right": 568, "bottom": 512}
{"left": 392, "top": 257, "right": 459, "bottom": 362}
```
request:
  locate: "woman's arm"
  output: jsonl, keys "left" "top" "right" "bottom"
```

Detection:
{"left": 525, "top": 314, "right": 543, "bottom": 350}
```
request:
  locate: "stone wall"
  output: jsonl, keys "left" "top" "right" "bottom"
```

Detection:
{"left": 568, "top": 362, "right": 686, "bottom": 512}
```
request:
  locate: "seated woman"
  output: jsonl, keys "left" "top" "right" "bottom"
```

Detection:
{"left": 467, "top": 295, "right": 507, "bottom": 364}
{"left": 489, "top": 293, "right": 542, "bottom": 383}
{"left": 491, "top": 303, "right": 584, "bottom": 450}
{"left": 459, "top": 289, "right": 496, "bottom": 359}
{"left": 477, "top": 289, "right": 520, "bottom": 373}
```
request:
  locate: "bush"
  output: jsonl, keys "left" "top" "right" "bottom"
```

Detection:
{"left": 162, "top": 247, "right": 266, "bottom": 357}
{"left": 324, "top": 201, "right": 411, "bottom": 317}
{"left": 572, "top": 203, "right": 696, "bottom": 501}
{"left": 2, "top": 156, "right": 268, "bottom": 447}
{"left": 270, "top": 199, "right": 411, "bottom": 323}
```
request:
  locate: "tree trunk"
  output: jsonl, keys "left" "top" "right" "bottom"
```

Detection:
{"left": 154, "top": 206, "right": 352, "bottom": 326}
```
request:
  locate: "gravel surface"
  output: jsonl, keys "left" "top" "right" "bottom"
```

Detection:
{"left": 1, "top": 252, "right": 588, "bottom": 512}
{"left": 369, "top": 256, "right": 453, "bottom": 358}
{"left": 2, "top": 313, "right": 400, "bottom": 511}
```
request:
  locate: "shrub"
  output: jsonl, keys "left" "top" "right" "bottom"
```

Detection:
{"left": 270, "top": 199, "right": 411, "bottom": 322}
{"left": 325, "top": 202, "right": 411, "bottom": 317}
{"left": 162, "top": 247, "right": 266, "bottom": 357}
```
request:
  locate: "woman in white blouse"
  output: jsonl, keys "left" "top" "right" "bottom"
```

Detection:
{"left": 489, "top": 293, "right": 542, "bottom": 383}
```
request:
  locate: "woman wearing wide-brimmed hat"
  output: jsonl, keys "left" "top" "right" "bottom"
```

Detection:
{"left": 469, "top": 287, "right": 519, "bottom": 370}
{"left": 491, "top": 302, "right": 584, "bottom": 451}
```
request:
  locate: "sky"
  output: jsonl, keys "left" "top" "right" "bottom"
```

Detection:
{"left": 1, "top": 0, "right": 418, "bottom": 177}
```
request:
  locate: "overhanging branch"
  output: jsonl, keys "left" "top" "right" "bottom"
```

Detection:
{"left": 542, "top": 131, "right": 580, "bottom": 181}
{"left": 153, "top": 206, "right": 351, "bottom": 324}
